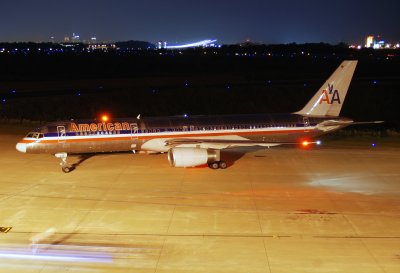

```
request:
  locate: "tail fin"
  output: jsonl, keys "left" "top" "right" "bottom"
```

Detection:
{"left": 295, "top": 60, "right": 358, "bottom": 117}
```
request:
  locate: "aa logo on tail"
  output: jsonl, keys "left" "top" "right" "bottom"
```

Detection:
{"left": 319, "top": 84, "right": 341, "bottom": 104}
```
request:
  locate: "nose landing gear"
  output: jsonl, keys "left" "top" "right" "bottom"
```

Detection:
{"left": 55, "top": 153, "right": 71, "bottom": 173}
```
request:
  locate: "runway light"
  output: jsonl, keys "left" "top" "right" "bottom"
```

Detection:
{"left": 372, "top": 143, "right": 376, "bottom": 148}
{"left": 316, "top": 140, "right": 321, "bottom": 145}
{"left": 101, "top": 115, "right": 109, "bottom": 122}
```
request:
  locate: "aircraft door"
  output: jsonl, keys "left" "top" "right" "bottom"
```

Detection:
{"left": 303, "top": 117, "right": 310, "bottom": 132}
{"left": 130, "top": 123, "right": 138, "bottom": 139}
{"left": 57, "top": 126, "right": 66, "bottom": 143}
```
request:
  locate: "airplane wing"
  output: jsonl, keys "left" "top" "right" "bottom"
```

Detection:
{"left": 164, "top": 138, "right": 318, "bottom": 150}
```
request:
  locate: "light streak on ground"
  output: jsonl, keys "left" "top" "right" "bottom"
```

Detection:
{"left": 0, "top": 244, "right": 113, "bottom": 263}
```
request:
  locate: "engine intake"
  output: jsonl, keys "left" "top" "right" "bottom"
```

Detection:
{"left": 168, "top": 148, "right": 220, "bottom": 167}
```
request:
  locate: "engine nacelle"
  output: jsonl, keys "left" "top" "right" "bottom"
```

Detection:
{"left": 168, "top": 148, "right": 220, "bottom": 167}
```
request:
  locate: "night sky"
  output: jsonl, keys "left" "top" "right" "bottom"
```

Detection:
{"left": 0, "top": 0, "right": 399, "bottom": 44}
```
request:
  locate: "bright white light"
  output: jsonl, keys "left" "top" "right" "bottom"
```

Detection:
{"left": 165, "top": 39, "right": 217, "bottom": 49}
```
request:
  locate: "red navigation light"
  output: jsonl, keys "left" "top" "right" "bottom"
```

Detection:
{"left": 101, "top": 115, "right": 109, "bottom": 122}
{"left": 301, "top": 140, "right": 309, "bottom": 147}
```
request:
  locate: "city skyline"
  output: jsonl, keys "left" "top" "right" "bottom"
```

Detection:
{"left": 0, "top": 0, "right": 399, "bottom": 44}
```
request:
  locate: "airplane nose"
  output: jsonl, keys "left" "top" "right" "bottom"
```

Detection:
{"left": 16, "top": 142, "right": 27, "bottom": 153}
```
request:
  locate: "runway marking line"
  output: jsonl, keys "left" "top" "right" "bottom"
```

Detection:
{"left": 0, "top": 227, "right": 12, "bottom": 233}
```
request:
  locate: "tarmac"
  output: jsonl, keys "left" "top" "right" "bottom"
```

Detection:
{"left": 0, "top": 132, "right": 399, "bottom": 273}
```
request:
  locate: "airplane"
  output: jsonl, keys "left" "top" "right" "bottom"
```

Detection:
{"left": 15, "top": 60, "right": 381, "bottom": 173}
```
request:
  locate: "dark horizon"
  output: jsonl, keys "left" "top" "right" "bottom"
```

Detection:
{"left": 1, "top": 0, "right": 399, "bottom": 45}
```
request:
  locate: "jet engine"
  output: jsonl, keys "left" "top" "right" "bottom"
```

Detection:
{"left": 168, "top": 147, "right": 222, "bottom": 168}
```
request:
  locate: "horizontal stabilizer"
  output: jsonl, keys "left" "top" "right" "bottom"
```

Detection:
{"left": 318, "top": 120, "right": 384, "bottom": 127}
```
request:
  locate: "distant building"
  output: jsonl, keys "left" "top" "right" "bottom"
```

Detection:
{"left": 365, "top": 36, "right": 374, "bottom": 48}
{"left": 64, "top": 35, "right": 70, "bottom": 42}
{"left": 87, "top": 43, "right": 116, "bottom": 51}
{"left": 158, "top": 41, "right": 167, "bottom": 49}
{"left": 364, "top": 35, "right": 398, "bottom": 49}
{"left": 72, "top": 33, "right": 80, "bottom": 43}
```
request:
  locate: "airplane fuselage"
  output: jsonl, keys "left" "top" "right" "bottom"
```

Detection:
{"left": 17, "top": 113, "right": 352, "bottom": 155}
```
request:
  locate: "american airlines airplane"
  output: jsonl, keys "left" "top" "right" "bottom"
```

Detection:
{"left": 16, "top": 60, "right": 380, "bottom": 172}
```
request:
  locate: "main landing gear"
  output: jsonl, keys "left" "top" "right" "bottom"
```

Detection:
{"left": 55, "top": 153, "right": 71, "bottom": 173}
{"left": 207, "top": 149, "right": 227, "bottom": 169}
{"left": 208, "top": 161, "right": 227, "bottom": 170}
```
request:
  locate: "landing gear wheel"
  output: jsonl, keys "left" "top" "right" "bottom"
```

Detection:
{"left": 218, "top": 161, "right": 227, "bottom": 169}
{"left": 56, "top": 153, "right": 71, "bottom": 173}
{"left": 209, "top": 162, "right": 219, "bottom": 169}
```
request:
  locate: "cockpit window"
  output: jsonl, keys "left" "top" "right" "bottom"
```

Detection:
{"left": 26, "top": 132, "right": 44, "bottom": 139}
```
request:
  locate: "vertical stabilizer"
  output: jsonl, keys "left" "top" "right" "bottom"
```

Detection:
{"left": 296, "top": 60, "right": 357, "bottom": 117}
